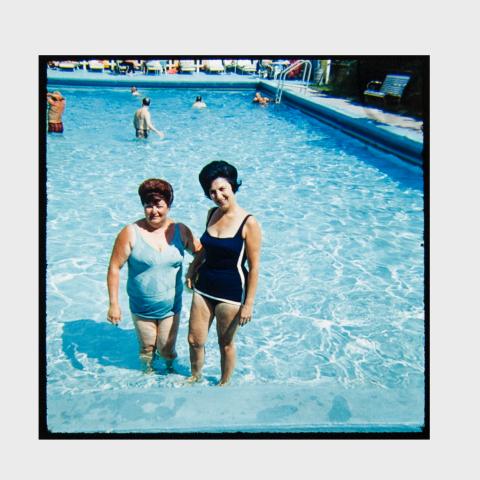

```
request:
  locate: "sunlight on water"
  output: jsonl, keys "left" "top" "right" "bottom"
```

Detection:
{"left": 46, "top": 86, "right": 424, "bottom": 431}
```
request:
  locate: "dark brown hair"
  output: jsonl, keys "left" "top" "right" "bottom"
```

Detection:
{"left": 198, "top": 161, "right": 242, "bottom": 198}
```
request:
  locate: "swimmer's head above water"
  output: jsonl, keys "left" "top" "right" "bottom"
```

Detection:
{"left": 142, "top": 97, "right": 151, "bottom": 106}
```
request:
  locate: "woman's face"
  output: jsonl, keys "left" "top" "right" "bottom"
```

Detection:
{"left": 209, "top": 177, "right": 235, "bottom": 209}
{"left": 143, "top": 198, "right": 169, "bottom": 227}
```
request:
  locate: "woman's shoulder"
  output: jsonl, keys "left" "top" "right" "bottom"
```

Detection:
{"left": 243, "top": 213, "right": 261, "bottom": 233}
{"left": 123, "top": 220, "right": 143, "bottom": 240}
{"left": 169, "top": 220, "right": 188, "bottom": 236}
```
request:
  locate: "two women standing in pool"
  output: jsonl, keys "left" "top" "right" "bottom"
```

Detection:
{"left": 107, "top": 161, "right": 262, "bottom": 385}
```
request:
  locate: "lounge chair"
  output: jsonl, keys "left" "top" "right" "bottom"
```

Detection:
{"left": 179, "top": 60, "right": 197, "bottom": 73}
{"left": 364, "top": 74, "right": 411, "bottom": 104}
{"left": 115, "top": 61, "right": 128, "bottom": 74}
{"left": 102, "top": 60, "right": 115, "bottom": 71}
{"left": 145, "top": 60, "right": 164, "bottom": 75}
{"left": 88, "top": 60, "right": 104, "bottom": 72}
{"left": 237, "top": 60, "right": 257, "bottom": 75}
{"left": 164, "top": 60, "right": 178, "bottom": 73}
{"left": 58, "top": 61, "right": 76, "bottom": 71}
{"left": 223, "top": 60, "right": 237, "bottom": 73}
{"left": 205, "top": 60, "right": 225, "bottom": 74}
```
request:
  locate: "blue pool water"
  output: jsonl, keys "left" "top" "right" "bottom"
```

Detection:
{"left": 46, "top": 86, "right": 424, "bottom": 433}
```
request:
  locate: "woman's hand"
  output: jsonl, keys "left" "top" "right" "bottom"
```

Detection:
{"left": 239, "top": 303, "right": 253, "bottom": 326}
{"left": 107, "top": 304, "right": 121, "bottom": 326}
{"left": 185, "top": 264, "right": 197, "bottom": 291}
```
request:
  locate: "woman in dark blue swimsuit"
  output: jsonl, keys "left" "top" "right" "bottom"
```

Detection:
{"left": 186, "top": 161, "right": 262, "bottom": 385}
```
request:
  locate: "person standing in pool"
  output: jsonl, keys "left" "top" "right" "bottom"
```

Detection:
{"left": 185, "top": 161, "right": 262, "bottom": 385}
{"left": 192, "top": 96, "right": 207, "bottom": 109}
{"left": 131, "top": 86, "right": 140, "bottom": 96}
{"left": 46, "top": 91, "right": 66, "bottom": 133}
{"left": 133, "top": 97, "right": 164, "bottom": 139}
{"left": 107, "top": 179, "right": 202, "bottom": 372}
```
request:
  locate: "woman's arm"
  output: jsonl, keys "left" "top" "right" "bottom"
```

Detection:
{"left": 179, "top": 223, "right": 202, "bottom": 256}
{"left": 179, "top": 223, "right": 204, "bottom": 290}
{"left": 106, "top": 226, "right": 133, "bottom": 325}
{"left": 240, "top": 216, "right": 262, "bottom": 326}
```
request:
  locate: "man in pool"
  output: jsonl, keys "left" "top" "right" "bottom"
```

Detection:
{"left": 47, "top": 91, "right": 66, "bottom": 133}
{"left": 252, "top": 91, "right": 271, "bottom": 105}
{"left": 131, "top": 86, "right": 140, "bottom": 97}
{"left": 133, "top": 97, "right": 165, "bottom": 139}
{"left": 192, "top": 96, "right": 207, "bottom": 109}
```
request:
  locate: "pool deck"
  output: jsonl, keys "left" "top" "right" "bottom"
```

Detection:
{"left": 47, "top": 379, "right": 424, "bottom": 434}
{"left": 47, "top": 69, "right": 424, "bottom": 166}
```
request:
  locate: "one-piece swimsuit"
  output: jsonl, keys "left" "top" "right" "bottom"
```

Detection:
{"left": 127, "top": 223, "right": 184, "bottom": 319}
{"left": 194, "top": 208, "right": 251, "bottom": 306}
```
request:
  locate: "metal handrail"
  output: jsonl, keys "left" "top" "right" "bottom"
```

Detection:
{"left": 275, "top": 60, "right": 312, "bottom": 104}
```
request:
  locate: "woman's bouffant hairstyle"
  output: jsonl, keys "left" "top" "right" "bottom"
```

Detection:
{"left": 138, "top": 179, "right": 174, "bottom": 207}
{"left": 198, "top": 161, "right": 242, "bottom": 198}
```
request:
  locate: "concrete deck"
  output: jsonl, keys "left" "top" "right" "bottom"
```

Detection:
{"left": 47, "top": 69, "right": 424, "bottom": 166}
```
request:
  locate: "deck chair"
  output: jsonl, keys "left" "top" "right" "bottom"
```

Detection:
{"left": 115, "top": 61, "right": 128, "bottom": 74}
{"left": 237, "top": 59, "right": 257, "bottom": 74}
{"left": 364, "top": 74, "right": 411, "bottom": 104}
{"left": 88, "top": 60, "right": 104, "bottom": 72}
{"left": 58, "top": 61, "right": 76, "bottom": 71}
{"left": 205, "top": 59, "right": 225, "bottom": 73}
{"left": 102, "top": 60, "right": 114, "bottom": 71}
{"left": 145, "top": 60, "right": 164, "bottom": 75}
{"left": 179, "top": 60, "right": 197, "bottom": 73}
{"left": 223, "top": 59, "right": 237, "bottom": 73}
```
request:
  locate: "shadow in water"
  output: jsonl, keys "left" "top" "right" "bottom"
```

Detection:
{"left": 61, "top": 319, "right": 193, "bottom": 377}
{"left": 62, "top": 319, "right": 139, "bottom": 370}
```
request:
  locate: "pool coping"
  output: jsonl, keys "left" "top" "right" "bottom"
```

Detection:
{"left": 259, "top": 81, "right": 423, "bottom": 167}
{"left": 46, "top": 70, "right": 424, "bottom": 167}
{"left": 46, "top": 381, "right": 425, "bottom": 435}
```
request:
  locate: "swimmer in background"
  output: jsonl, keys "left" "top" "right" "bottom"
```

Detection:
{"left": 252, "top": 91, "right": 271, "bottom": 105}
{"left": 133, "top": 97, "right": 165, "bottom": 139}
{"left": 192, "top": 96, "right": 207, "bottom": 109}
{"left": 131, "top": 86, "right": 140, "bottom": 96}
{"left": 47, "top": 91, "right": 66, "bottom": 133}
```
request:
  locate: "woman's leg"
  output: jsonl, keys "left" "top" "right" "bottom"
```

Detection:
{"left": 132, "top": 314, "right": 158, "bottom": 372}
{"left": 156, "top": 313, "right": 180, "bottom": 369}
{"left": 215, "top": 303, "right": 241, "bottom": 386}
{"left": 187, "top": 293, "right": 214, "bottom": 381}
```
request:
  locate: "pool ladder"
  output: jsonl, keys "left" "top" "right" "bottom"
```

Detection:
{"left": 275, "top": 60, "right": 312, "bottom": 104}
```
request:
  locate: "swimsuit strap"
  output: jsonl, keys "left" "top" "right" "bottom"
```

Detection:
{"left": 206, "top": 207, "right": 219, "bottom": 227}
{"left": 173, "top": 222, "right": 181, "bottom": 244}
{"left": 132, "top": 223, "right": 140, "bottom": 242}
{"left": 235, "top": 214, "right": 252, "bottom": 237}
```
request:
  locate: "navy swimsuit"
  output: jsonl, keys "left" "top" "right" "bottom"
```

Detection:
{"left": 194, "top": 208, "right": 251, "bottom": 306}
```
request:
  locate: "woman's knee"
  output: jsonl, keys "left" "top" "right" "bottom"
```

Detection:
{"left": 219, "top": 341, "right": 236, "bottom": 355}
{"left": 188, "top": 333, "right": 205, "bottom": 350}
{"left": 139, "top": 344, "right": 156, "bottom": 356}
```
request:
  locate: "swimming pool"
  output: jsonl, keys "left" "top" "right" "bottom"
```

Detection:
{"left": 45, "top": 86, "right": 425, "bottom": 433}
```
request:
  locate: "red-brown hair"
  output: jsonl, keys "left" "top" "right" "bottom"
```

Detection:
{"left": 138, "top": 179, "right": 174, "bottom": 207}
